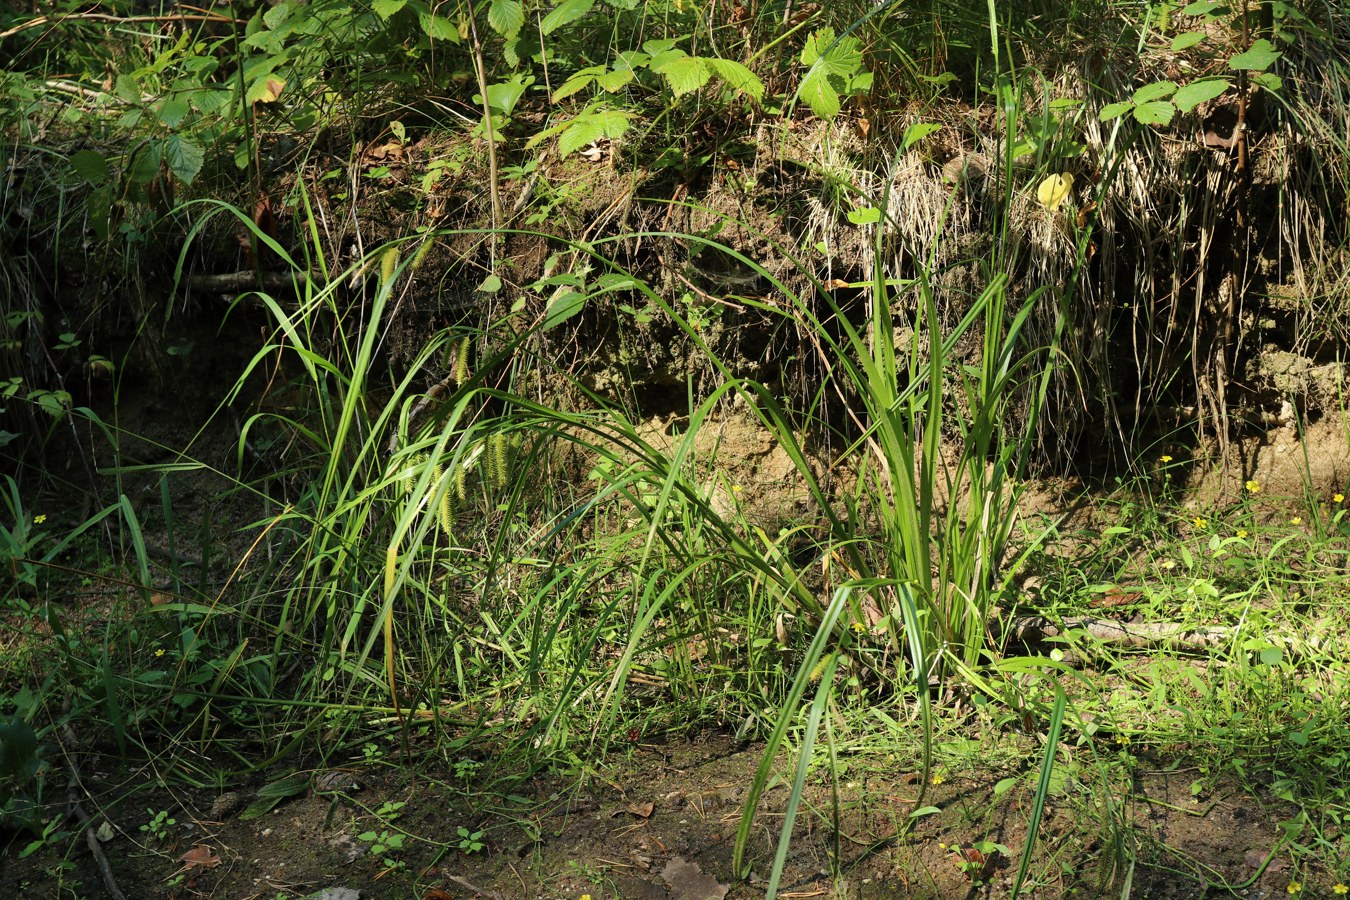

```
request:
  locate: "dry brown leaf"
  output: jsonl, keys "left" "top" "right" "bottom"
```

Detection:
{"left": 178, "top": 844, "right": 221, "bottom": 870}
{"left": 626, "top": 800, "right": 655, "bottom": 818}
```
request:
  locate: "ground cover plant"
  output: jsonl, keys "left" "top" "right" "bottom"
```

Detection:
{"left": 3, "top": 0, "right": 1350, "bottom": 897}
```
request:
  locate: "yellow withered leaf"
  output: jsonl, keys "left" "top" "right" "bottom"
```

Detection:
{"left": 1036, "top": 173, "right": 1074, "bottom": 211}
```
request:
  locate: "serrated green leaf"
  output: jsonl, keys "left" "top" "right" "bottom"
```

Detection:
{"left": 1171, "top": 31, "right": 1207, "bottom": 51}
{"left": 1228, "top": 39, "right": 1280, "bottom": 71}
{"left": 1098, "top": 100, "right": 1133, "bottom": 122}
{"left": 558, "top": 117, "right": 606, "bottom": 157}
{"left": 540, "top": 0, "right": 594, "bottom": 35}
{"left": 641, "top": 37, "right": 679, "bottom": 55}
{"left": 798, "top": 69, "right": 840, "bottom": 120}
{"left": 705, "top": 58, "right": 764, "bottom": 102}
{"left": 158, "top": 95, "right": 189, "bottom": 128}
{"left": 802, "top": 28, "right": 861, "bottom": 77}
{"left": 595, "top": 69, "right": 633, "bottom": 92}
{"left": 654, "top": 54, "right": 710, "bottom": 97}
{"left": 552, "top": 74, "right": 596, "bottom": 102}
{"left": 1132, "top": 80, "right": 1177, "bottom": 104}
{"left": 163, "top": 135, "right": 204, "bottom": 185}
{"left": 488, "top": 0, "right": 524, "bottom": 37}
{"left": 69, "top": 150, "right": 110, "bottom": 185}
{"left": 372, "top": 0, "right": 406, "bottom": 18}
{"left": 1132, "top": 100, "right": 1176, "bottom": 126}
{"left": 1173, "top": 77, "right": 1230, "bottom": 112}
{"left": 418, "top": 11, "right": 457, "bottom": 39}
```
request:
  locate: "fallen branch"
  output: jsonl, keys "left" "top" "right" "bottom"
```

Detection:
{"left": 184, "top": 270, "right": 318, "bottom": 295}
{"left": 1009, "top": 615, "right": 1340, "bottom": 658}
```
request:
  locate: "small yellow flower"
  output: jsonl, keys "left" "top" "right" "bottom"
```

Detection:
{"left": 731, "top": 484, "right": 743, "bottom": 494}
{"left": 581, "top": 895, "right": 593, "bottom": 900}
{"left": 1333, "top": 885, "right": 1348, "bottom": 895}
{"left": 154, "top": 648, "right": 165, "bottom": 658}
{"left": 851, "top": 621, "right": 866, "bottom": 634}
{"left": 1336, "top": 493, "right": 1345, "bottom": 504}
{"left": 1160, "top": 559, "right": 1176, "bottom": 571}
{"left": 1287, "top": 882, "right": 1301, "bottom": 895}
{"left": 1237, "top": 529, "right": 1248, "bottom": 539}
{"left": 1159, "top": 454, "right": 1173, "bottom": 464}
{"left": 931, "top": 773, "right": 945, "bottom": 786}
{"left": 1193, "top": 517, "right": 1208, "bottom": 529}
{"left": 938, "top": 842, "right": 948, "bottom": 850}
{"left": 1290, "top": 516, "right": 1302, "bottom": 525}
{"left": 1114, "top": 732, "right": 1130, "bottom": 745}
{"left": 1245, "top": 480, "right": 1261, "bottom": 494}
{"left": 33, "top": 514, "right": 46, "bottom": 524}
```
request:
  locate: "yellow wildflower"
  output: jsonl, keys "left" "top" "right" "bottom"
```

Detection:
{"left": 1333, "top": 885, "right": 1348, "bottom": 895}
{"left": 851, "top": 621, "right": 866, "bottom": 634}
{"left": 1159, "top": 454, "right": 1173, "bottom": 463}
{"left": 1245, "top": 480, "right": 1261, "bottom": 494}
{"left": 931, "top": 773, "right": 945, "bottom": 786}
{"left": 33, "top": 514, "right": 46, "bottom": 524}
{"left": 1290, "top": 516, "right": 1302, "bottom": 525}
{"left": 1237, "top": 529, "right": 1248, "bottom": 539}
{"left": 1193, "top": 517, "right": 1208, "bottom": 529}
{"left": 1160, "top": 559, "right": 1176, "bottom": 571}
{"left": 154, "top": 648, "right": 165, "bottom": 658}
{"left": 1287, "top": 883, "right": 1301, "bottom": 895}
{"left": 1336, "top": 493, "right": 1345, "bottom": 504}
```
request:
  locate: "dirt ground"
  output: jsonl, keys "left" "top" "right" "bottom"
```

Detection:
{"left": 0, "top": 728, "right": 1314, "bottom": 900}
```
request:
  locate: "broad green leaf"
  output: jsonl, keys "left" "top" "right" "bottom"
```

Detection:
{"left": 1098, "top": 100, "right": 1133, "bottom": 121}
{"left": 417, "top": 11, "right": 457, "bottom": 40}
{"left": 163, "top": 135, "right": 205, "bottom": 185}
{"left": 902, "top": 121, "right": 941, "bottom": 151}
{"left": 847, "top": 206, "right": 881, "bottom": 225}
{"left": 540, "top": 0, "right": 594, "bottom": 35}
{"left": 705, "top": 58, "right": 764, "bottom": 102}
{"left": 1228, "top": 39, "right": 1280, "bottom": 71}
{"left": 1132, "top": 100, "right": 1176, "bottom": 126}
{"left": 481, "top": 76, "right": 530, "bottom": 116}
{"left": 1181, "top": 1, "right": 1224, "bottom": 14}
{"left": 655, "top": 54, "right": 710, "bottom": 97}
{"left": 1173, "top": 77, "right": 1230, "bottom": 112}
{"left": 372, "top": 0, "right": 407, "bottom": 18}
{"left": 69, "top": 150, "right": 110, "bottom": 185}
{"left": 543, "top": 288, "right": 585, "bottom": 330}
{"left": 478, "top": 273, "right": 502, "bottom": 293}
{"left": 158, "top": 95, "right": 189, "bottom": 128}
{"left": 1171, "top": 31, "right": 1207, "bottom": 51}
{"left": 1252, "top": 72, "right": 1282, "bottom": 93}
{"left": 1132, "top": 80, "right": 1177, "bottom": 104}
{"left": 488, "top": 0, "right": 524, "bottom": 38}
{"left": 798, "top": 69, "right": 840, "bottom": 120}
